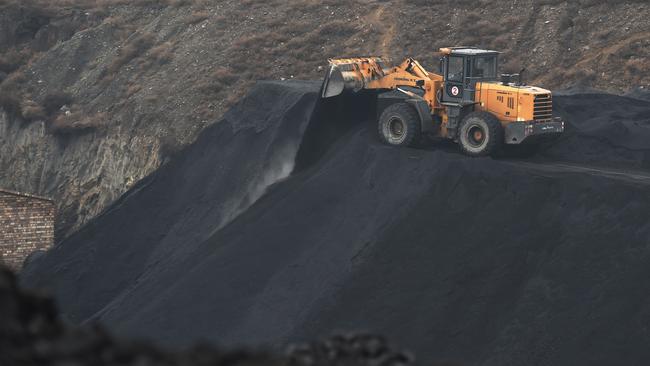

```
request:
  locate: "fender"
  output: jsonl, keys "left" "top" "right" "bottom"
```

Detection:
{"left": 404, "top": 99, "right": 435, "bottom": 133}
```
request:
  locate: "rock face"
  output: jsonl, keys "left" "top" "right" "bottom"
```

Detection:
{"left": 0, "top": 109, "right": 161, "bottom": 240}
{"left": 1, "top": 0, "right": 649, "bottom": 240}
{"left": 22, "top": 81, "right": 650, "bottom": 366}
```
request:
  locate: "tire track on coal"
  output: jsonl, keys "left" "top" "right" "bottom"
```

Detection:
{"left": 501, "top": 160, "right": 650, "bottom": 186}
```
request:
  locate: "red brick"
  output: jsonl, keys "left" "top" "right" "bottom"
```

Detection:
{"left": 0, "top": 189, "right": 55, "bottom": 271}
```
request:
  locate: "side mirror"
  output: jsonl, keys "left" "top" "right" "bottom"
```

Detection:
{"left": 439, "top": 58, "right": 444, "bottom": 73}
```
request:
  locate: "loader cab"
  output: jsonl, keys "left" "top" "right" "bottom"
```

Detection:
{"left": 440, "top": 47, "right": 499, "bottom": 104}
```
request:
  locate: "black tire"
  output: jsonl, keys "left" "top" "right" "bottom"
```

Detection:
{"left": 458, "top": 111, "right": 503, "bottom": 156}
{"left": 378, "top": 102, "right": 421, "bottom": 147}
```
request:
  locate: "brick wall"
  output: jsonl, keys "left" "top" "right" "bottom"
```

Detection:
{"left": 0, "top": 189, "right": 55, "bottom": 271}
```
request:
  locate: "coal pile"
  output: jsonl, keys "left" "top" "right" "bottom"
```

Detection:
{"left": 22, "top": 81, "right": 650, "bottom": 366}
{"left": 539, "top": 91, "right": 650, "bottom": 169}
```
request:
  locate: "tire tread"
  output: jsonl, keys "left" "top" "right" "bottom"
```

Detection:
{"left": 378, "top": 103, "right": 421, "bottom": 147}
{"left": 458, "top": 111, "right": 503, "bottom": 156}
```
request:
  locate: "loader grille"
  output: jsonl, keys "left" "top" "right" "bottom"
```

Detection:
{"left": 533, "top": 94, "right": 553, "bottom": 122}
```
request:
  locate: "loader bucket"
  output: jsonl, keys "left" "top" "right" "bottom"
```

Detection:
{"left": 321, "top": 65, "right": 346, "bottom": 98}
{"left": 321, "top": 57, "right": 384, "bottom": 99}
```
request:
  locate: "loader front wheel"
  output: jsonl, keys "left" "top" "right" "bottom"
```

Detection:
{"left": 458, "top": 111, "right": 503, "bottom": 156}
{"left": 378, "top": 103, "right": 421, "bottom": 147}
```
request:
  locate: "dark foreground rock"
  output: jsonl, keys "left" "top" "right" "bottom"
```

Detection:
{"left": 2, "top": 265, "right": 413, "bottom": 366}
{"left": 1, "top": 265, "right": 283, "bottom": 366}
{"left": 21, "top": 81, "right": 650, "bottom": 366}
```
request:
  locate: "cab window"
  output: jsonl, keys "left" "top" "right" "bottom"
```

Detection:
{"left": 448, "top": 56, "right": 464, "bottom": 82}
{"left": 471, "top": 56, "right": 497, "bottom": 79}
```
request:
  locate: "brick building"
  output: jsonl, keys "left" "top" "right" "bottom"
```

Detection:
{"left": 0, "top": 188, "right": 55, "bottom": 271}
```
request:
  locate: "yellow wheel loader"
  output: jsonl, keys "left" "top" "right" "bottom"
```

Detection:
{"left": 321, "top": 47, "right": 564, "bottom": 156}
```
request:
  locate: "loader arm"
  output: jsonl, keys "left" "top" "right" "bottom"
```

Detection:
{"left": 321, "top": 57, "right": 442, "bottom": 110}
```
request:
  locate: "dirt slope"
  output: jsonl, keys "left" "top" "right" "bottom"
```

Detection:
{"left": 1, "top": 0, "right": 649, "bottom": 239}
{"left": 22, "top": 81, "right": 650, "bottom": 365}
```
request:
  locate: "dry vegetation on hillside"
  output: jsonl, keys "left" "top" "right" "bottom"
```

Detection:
{"left": 1, "top": 0, "right": 648, "bottom": 130}
{"left": 0, "top": 0, "right": 171, "bottom": 131}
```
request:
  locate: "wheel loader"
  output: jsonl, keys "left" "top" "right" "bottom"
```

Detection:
{"left": 321, "top": 47, "right": 564, "bottom": 156}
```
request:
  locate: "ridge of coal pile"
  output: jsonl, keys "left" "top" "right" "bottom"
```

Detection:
{"left": 22, "top": 81, "right": 650, "bottom": 366}
{"left": 540, "top": 91, "right": 650, "bottom": 169}
{"left": 0, "top": 265, "right": 413, "bottom": 366}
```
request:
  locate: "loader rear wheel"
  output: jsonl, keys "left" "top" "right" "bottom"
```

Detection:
{"left": 458, "top": 111, "right": 503, "bottom": 156}
{"left": 378, "top": 103, "right": 421, "bottom": 147}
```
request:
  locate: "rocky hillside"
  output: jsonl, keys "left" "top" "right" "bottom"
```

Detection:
{"left": 1, "top": 0, "right": 649, "bottom": 239}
